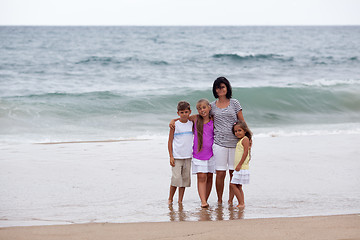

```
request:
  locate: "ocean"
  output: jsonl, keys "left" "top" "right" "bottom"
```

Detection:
{"left": 1, "top": 26, "right": 360, "bottom": 143}
{"left": 0, "top": 26, "right": 360, "bottom": 227}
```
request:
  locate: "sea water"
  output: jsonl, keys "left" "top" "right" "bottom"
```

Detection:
{"left": 1, "top": 26, "right": 360, "bottom": 143}
{"left": 0, "top": 26, "right": 360, "bottom": 226}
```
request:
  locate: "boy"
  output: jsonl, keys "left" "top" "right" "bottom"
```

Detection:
{"left": 168, "top": 101, "right": 193, "bottom": 204}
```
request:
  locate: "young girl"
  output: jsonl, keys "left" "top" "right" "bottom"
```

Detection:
{"left": 230, "top": 120, "right": 252, "bottom": 208}
{"left": 192, "top": 99, "right": 215, "bottom": 208}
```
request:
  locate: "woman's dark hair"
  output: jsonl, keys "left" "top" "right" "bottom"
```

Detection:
{"left": 212, "top": 76, "right": 232, "bottom": 99}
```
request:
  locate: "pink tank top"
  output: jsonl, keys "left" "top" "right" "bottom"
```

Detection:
{"left": 192, "top": 119, "right": 214, "bottom": 160}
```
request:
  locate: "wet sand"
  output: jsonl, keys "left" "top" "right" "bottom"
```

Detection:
{"left": 0, "top": 214, "right": 359, "bottom": 240}
{"left": 1, "top": 134, "right": 360, "bottom": 226}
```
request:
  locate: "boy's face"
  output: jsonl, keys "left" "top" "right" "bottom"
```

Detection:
{"left": 177, "top": 109, "right": 191, "bottom": 122}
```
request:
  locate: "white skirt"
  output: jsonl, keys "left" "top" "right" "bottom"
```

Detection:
{"left": 231, "top": 169, "right": 250, "bottom": 184}
{"left": 192, "top": 157, "right": 215, "bottom": 174}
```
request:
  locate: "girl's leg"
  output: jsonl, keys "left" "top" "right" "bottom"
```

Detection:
{"left": 231, "top": 184, "right": 245, "bottom": 208}
{"left": 228, "top": 170, "right": 234, "bottom": 204}
{"left": 237, "top": 185, "right": 245, "bottom": 208}
{"left": 178, "top": 187, "right": 185, "bottom": 204}
{"left": 215, "top": 170, "right": 226, "bottom": 204}
{"left": 197, "top": 173, "right": 209, "bottom": 207}
{"left": 169, "top": 186, "right": 177, "bottom": 204}
{"left": 206, "top": 173, "right": 213, "bottom": 201}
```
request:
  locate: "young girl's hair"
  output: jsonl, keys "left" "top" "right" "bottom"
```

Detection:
{"left": 232, "top": 120, "right": 253, "bottom": 159}
{"left": 196, "top": 98, "right": 211, "bottom": 152}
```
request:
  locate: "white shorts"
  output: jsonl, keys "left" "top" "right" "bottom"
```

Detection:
{"left": 231, "top": 170, "right": 250, "bottom": 184}
{"left": 212, "top": 144, "right": 235, "bottom": 171}
{"left": 192, "top": 157, "right": 215, "bottom": 174}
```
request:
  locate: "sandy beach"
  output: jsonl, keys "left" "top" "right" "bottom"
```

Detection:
{"left": 1, "top": 133, "right": 360, "bottom": 227}
{"left": 1, "top": 214, "right": 359, "bottom": 240}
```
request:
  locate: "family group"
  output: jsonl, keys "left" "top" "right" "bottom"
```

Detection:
{"left": 168, "top": 77, "right": 252, "bottom": 208}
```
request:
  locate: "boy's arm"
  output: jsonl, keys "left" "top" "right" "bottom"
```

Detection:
{"left": 168, "top": 128, "right": 175, "bottom": 167}
{"left": 235, "top": 137, "right": 250, "bottom": 171}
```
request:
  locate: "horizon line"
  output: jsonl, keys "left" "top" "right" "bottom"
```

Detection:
{"left": 1, "top": 24, "right": 360, "bottom": 27}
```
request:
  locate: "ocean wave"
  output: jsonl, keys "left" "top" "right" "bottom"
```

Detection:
{"left": 289, "top": 78, "right": 360, "bottom": 87}
{"left": 75, "top": 56, "right": 169, "bottom": 66}
{"left": 311, "top": 56, "right": 360, "bottom": 65}
{"left": 2, "top": 87, "right": 360, "bottom": 143}
{"left": 212, "top": 52, "right": 294, "bottom": 62}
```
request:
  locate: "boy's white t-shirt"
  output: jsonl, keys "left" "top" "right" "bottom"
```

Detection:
{"left": 172, "top": 120, "right": 193, "bottom": 159}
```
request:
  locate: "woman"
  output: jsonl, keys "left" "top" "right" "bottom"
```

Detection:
{"left": 210, "top": 77, "right": 245, "bottom": 204}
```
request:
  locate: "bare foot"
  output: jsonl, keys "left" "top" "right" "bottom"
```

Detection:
{"left": 237, "top": 204, "right": 245, "bottom": 209}
{"left": 168, "top": 199, "right": 173, "bottom": 205}
{"left": 228, "top": 200, "right": 233, "bottom": 205}
{"left": 217, "top": 199, "right": 223, "bottom": 205}
{"left": 201, "top": 203, "right": 209, "bottom": 208}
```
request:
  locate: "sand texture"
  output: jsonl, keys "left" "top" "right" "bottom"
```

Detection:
{"left": 1, "top": 214, "right": 359, "bottom": 240}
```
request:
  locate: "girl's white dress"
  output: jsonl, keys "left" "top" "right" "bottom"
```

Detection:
{"left": 230, "top": 137, "right": 250, "bottom": 184}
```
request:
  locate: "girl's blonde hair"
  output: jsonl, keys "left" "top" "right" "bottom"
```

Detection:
{"left": 196, "top": 98, "right": 210, "bottom": 152}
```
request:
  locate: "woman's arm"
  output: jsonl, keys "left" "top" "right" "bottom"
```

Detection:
{"left": 237, "top": 109, "right": 245, "bottom": 122}
{"left": 235, "top": 136, "right": 249, "bottom": 171}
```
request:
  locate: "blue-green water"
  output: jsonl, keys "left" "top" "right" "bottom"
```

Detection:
{"left": 1, "top": 26, "right": 360, "bottom": 142}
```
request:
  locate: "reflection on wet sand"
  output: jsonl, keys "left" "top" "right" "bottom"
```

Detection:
{"left": 168, "top": 203, "right": 244, "bottom": 222}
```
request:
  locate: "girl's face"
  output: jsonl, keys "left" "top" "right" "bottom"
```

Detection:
{"left": 216, "top": 83, "right": 227, "bottom": 98}
{"left": 234, "top": 125, "right": 246, "bottom": 139}
{"left": 196, "top": 102, "right": 211, "bottom": 118}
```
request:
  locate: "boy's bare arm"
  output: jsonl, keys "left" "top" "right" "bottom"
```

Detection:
{"left": 168, "top": 128, "right": 175, "bottom": 167}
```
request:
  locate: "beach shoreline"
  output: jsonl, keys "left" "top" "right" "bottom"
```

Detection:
{"left": 1, "top": 133, "right": 360, "bottom": 227}
{"left": 0, "top": 214, "right": 359, "bottom": 240}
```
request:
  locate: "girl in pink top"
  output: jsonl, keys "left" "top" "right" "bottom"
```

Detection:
{"left": 192, "top": 99, "right": 215, "bottom": 208}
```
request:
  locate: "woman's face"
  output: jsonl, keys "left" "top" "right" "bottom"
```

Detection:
{"left": 216, "top": 83, "right": 227, "bottom": 98}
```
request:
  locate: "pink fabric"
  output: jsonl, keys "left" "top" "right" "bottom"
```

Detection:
{"left": 192, "top": 119, "right": 214, "bottom": 160}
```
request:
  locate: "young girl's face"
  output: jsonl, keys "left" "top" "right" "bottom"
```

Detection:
{"left": 234, "top": 125, "right": 246, "bottom": 139}
{"left": 196, "top": 102, "right": 211, "bottom": 118}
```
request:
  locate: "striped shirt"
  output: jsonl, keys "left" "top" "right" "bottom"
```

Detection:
{"left": 172, "top": 120, "right": 193, "bottom": 159}
{"left": 210, "top": 98, "right": 242, "bottom": 148}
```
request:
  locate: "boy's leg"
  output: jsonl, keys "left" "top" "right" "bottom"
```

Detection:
{"left": 178, "top": 187, "right": 185, "bottom": 203}
{"left": 178, "top": 158, "right": 191, "bottom": 204}
{"left": 169, "top": 159, "right": 181, "bottom": 204}
{"left": 169, "top": 185, "right": 177, "bottom": 204}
